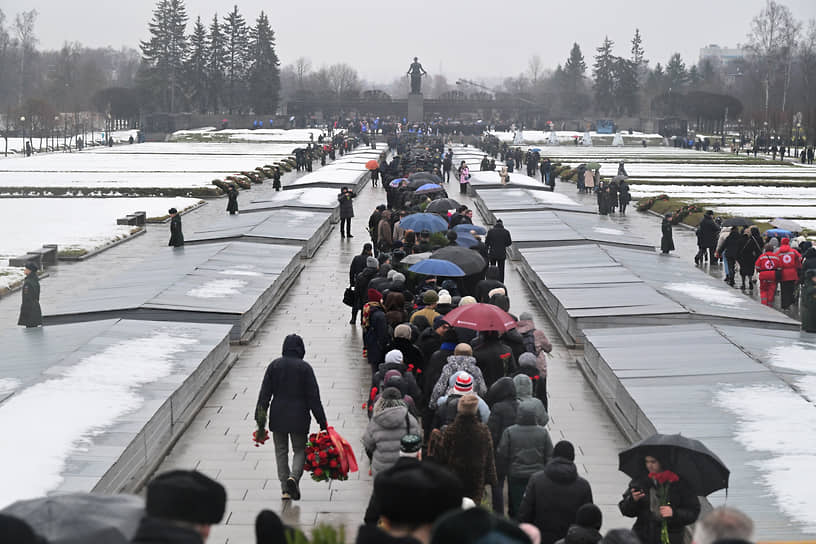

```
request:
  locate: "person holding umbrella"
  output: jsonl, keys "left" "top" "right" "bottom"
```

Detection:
{"left": 618, "top": 452, "right": 700, "bottom": 544}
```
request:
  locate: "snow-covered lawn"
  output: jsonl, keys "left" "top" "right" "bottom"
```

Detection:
{"left": 0, "top": 197, "right": 201, "bottom": 266}
{"left": 1, "top": 130, "right": 140, "bottom": 156}
{"left": 489, "top": 130, "right": 664, "bottom": 145}
{"left": 715, "top": 385, "right": 816, "bottom": 532}
{"left": 0, "top": 330, "right": 199, "bottom": 507}
{"left": 171, "top": 127, "right": 330, "bottom": 143}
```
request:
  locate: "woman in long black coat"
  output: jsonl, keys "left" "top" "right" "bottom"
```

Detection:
{"left": 226, "top": 185, "right": 239, "bottom": 215}
{"left": 168, "top": 207, "right": 184, "bottom": 247}
{"left": 660, "top": 214, "right": 675, "bottom": 254}
{"left": 619, "top": 454, "right": 700, "bottom": 544}
{"left": 18, "top": 262, "right": 42, "bottom": 327}
{"left": 736, "top": 226, "right": 763, "bottom": 291}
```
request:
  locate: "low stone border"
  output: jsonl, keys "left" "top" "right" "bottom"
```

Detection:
{"left": 0, "top": 271, "right": 50, "bottom": 300}
{"left": 146, "top": 200, "right": 208, "bottom": 223}
{"left": 58, "top": 228, "right": 147, "bottom": 261}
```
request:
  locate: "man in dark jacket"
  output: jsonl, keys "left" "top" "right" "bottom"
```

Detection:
{"left": 18, "top": 262, "right": 42, "bottom": 328}
{"left": 368, "top": 205, "right": 385, "bottom": 251}
{"left": 476, "top": 266, "right": 506, "bottom": 303}
{"left": 226, "top": 185, "right": 239, "bottom": 215}
{"left": 473, "top": 331, "right": 517, "bottom": 389}
{"left": 417, "top": 315, "right": 450, "bottom": 363}
{"left": 338, "top": 186, "right": 357, "bottom": 238}
{"left": 349, "top": 245, "right": 374, "bottom": 324}
{"left": 485, "top": 219, "right": 512, "bottom": 282}
{"left": 517, "top": 441, "right": 594, "bottom": 544}
{"left": 168, "top": 207, "right": 184, "bottom": 247}
{"left": 354, "top": 257, "right": 380, "bottom": 324}
{"left": 132, "top": 469, "right": 226, "bottom": 544}
{"left": 486, "top": 376, "right": 518, "bottom": 514}
{"left": 255, "top": 334, "right": 328, "bottom": 501}
{"left": 695, "top": 211, "right": 719, "bottom": 264}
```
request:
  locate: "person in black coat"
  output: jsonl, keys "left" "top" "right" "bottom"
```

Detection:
{"left": 226, "top": 185, "right": 239, "bottom": 215}
{"left": 338, "top": 186, "right": 357, "bottom": 239}
{"left": 354, "top": 258, "right": 380, "bottom": 324}
{"left": 619, "top": 453, "right": 700, "bottom": 544}
{"left": 695, "top": 211, "right": 720, "bottom": 264}
{"left": 721, "top": 227, "right": 744, "bottom": 286}
{"left": 272, "top": 166, "right": 282, "bottom": 191}
{"left": 660, "top": 214, "right": 675, "bottom": 254}
{"left": 485, "top": 220, "right": 513, "bottom": 282}
{"left": 475, "top": 266, "right": 506, "bottom": 303}
{"left": 255, "top": 334, "right": 328, "bottom": 501}
{"left": 168, "top": 208, "right": 184, "bottom": 247}
{"left": 18, "top": 262, "right": 42, "bottom": 328}
{"left": 473, "top": 331, "right": 517, "bottom": 389}
{"left": 349, "top": 245, "right": 374, "bottom": 323}
{"left": 518, "top": 441, "right": 594, "bottom": 544}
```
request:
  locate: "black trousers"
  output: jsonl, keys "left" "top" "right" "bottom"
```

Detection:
{"left": 340, "top": 217, "right": 351, "bottom": 237}
{"left": 780, "top": 281, "right": 796, "bottom": 309}
{"left": 490, "top": 258, "right": 506, "bottom": 282}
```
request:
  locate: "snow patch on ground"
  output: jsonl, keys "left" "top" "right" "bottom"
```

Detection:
{"left": 0, "top": 378, "right": 20, "bottom": 395}
{"left": 715, "top": 385, "right": 816, "bottom": 531}
{"left": 186, "top": 279, "right": 246, "bottom": 298}
{"left": 593, "top": 227, "right": 625, "bottom": 235}
{"left": 767, "top": 344, "right": 816, "bottom": 402}
{"left": 0, "top": 267, "right": 26, "bottom": 290}
{"left": 664, "top": 282, "right": 745, "bottom": 307}
{"left": 220, "top": 269, "right": 261, "bottom": 277}
{"left": 0, "top": 198, "right": 201, "bottom": 266}
{"left": 0, "top": 332, "right": 198, "bottom": 507}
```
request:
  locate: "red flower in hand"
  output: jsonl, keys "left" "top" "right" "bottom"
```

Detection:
{"left": 314, "top": 468, "right": 323, "bottom": 476}
{"left": 663, "top": 470, "right": 680, "bottom": 483}
{"left": 329, "top": 459, "right": 338, "bottom": 468}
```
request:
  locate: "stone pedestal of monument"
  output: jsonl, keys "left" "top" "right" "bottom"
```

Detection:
{"left": 407, "top": 93, "right": 424, "bottom": 122}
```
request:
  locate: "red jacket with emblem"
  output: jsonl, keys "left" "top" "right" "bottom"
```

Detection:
{"left": 775, "top": 240, "right": 802, "bottom": 282}
{"left": 755, "top": 251, "right": 781, "bottom": 281}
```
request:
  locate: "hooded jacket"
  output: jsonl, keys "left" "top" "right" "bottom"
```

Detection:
{"left": 362, "top": 404, "right": 421, "bottom": 475}
{"left": 555, "top": 525, "right": 603, "bottom": 544}
{"left": 256, "top": 334, "right": 328, "bottom": 434}
{"left": 486, "top": 377, "right": 518, "bottom": 448}
{"left": 516, "top": 320, "right": 552, "bottom": 374}
{"left": 776, "top": 239, "right": 802, "bottom": 282}
{"left": 513, "top": 374, "right": 548, "bottom": 426}
{"left": 496, "top": 403, "right": 554, "bottom": 479}
{"left": 517, "top": 457, "right": 594, "bottom": 544}
{"left": 18, "top": 272, "right": 42, "bottom": 327}
{"left": 429, "top": 355, "right": 487, "bottom": 409}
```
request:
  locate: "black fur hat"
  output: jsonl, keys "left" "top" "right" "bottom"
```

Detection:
{"left": 146, "top": 470, "right": 226, "bottom": 524}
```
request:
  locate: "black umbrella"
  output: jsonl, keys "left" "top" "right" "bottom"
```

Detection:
{"left": 406, "top": 178, "right": 429, "bottom": 190}
{"left": 2, "top": 493, "right": 144, "bottom": 544}
{"left": 426, "top": 198, "right": 461, "bottom": 213}
{"left": 409, "top": 172, "right": 443, "bottom": 184}
{"left": 722, "top": 217, "right": 753, "bottom": 228}
{"left": 431, "top": 245, "right": 487, "bottom": 276}
{"left": 618, "top": 433, "right": 730, "bottom": 496}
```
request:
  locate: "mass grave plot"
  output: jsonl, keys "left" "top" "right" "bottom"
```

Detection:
{"left": 582, "top": 323, "right": 816, "bottom": 542}
{"left": 43, "top": 242, "right": 302, "bottom": 342}
{"left": 0, "top": 318, "right": 233, "bottom": 505}
{"left": 185, "top": 209, "right": 333, "bottom": 258}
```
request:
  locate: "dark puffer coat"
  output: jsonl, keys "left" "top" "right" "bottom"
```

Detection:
{"left": 619, "top": 475, "right": 700, "bottom": 544}
{"left": 473, "top": 335, "right": 517, "bottom": 389}
{"left": 555, "top": 525, "right": 602, "bottom": 544}
{"left": 496, "top": 403, "right": 553, "bottom": 479}
{"left": 486, "top": 377, "right": 518, "bottom": 448}
{"left": 517, "top": 458, "right": 594, "bottom": 544}
{"left": 256, "top": 334, "right": 328, "bottom": 434}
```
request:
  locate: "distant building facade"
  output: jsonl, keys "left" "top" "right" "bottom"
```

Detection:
{"left": 699, "top": 44, "right": 747, "bottom": 67}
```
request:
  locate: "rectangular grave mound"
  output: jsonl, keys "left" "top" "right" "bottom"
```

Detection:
{"left": 0, "top": 318, "right": 233, "bottom": 505}
{"left": 42, "top": 242, "right": 303, "bottom": 343}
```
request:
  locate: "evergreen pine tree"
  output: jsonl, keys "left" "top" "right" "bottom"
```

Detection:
{"left": 613, "top": 57, "right": 639, "bottom": 115}
{"left": 186, "top": 16, "right": 208, "bottom": 113}
{"left": 140, "top": 0, "right": 188, "bottom": 112}
{"left": 593, "top": 37, "right": 616, "bottom": 114}
{"left": 666, "top": 53, "right": 688, "bottom": 90}
{"left": 630, "top": 28, "right": 647, "bottom": 66}
{"left": 207, "top": 13, "right": 226, "bottom": 113}
{"left": 247, "top": 11, "right": 281, "bottom": 114}
{"left": 222, "top": 5, "right": 249, "bottom": 114}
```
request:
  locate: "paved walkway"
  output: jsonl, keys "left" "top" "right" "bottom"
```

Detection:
{"left": 155, "top": 174, "right": 632, "bottom": 543}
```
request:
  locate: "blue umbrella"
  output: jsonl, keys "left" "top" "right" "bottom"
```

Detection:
{"left": 453, "top": 223, "right": 487, "bottom": 235}
{"left": 409, "top": 258, "right": 466, "bottom": 277}
{"left": 764, "top": 228, "right": 793, "bottom": 238}
{"left": 455, "top": 232, "right": 478, "bottom": 248}
{"left": 531, "top": 147, "right": 542, "bottom": 152}
{"left": 400, "top": 213, "right": 449, "bottom": 233}
{"left": 389, "top": 177, "right": 408, "bottom": 187}
{"left": 414, "top": 183, "right": 444, "bottom": 194}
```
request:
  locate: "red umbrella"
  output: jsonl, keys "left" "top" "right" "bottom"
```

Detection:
{"left": 443, "top": 303, "right": 517, "bottom": 333}
{"left": 366, "top": 159, "right": 379, "bottom": 170}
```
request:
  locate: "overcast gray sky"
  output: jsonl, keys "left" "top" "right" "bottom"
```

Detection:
{"left": 11, "top": 0, "right": 816, "bottom": 83}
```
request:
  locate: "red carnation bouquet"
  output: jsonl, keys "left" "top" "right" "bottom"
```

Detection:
{"left": 304, "top": 427, "right": 358, "bottom": 482}
{"left": 649, "top": 470, "right": 680, "bottom": 544}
